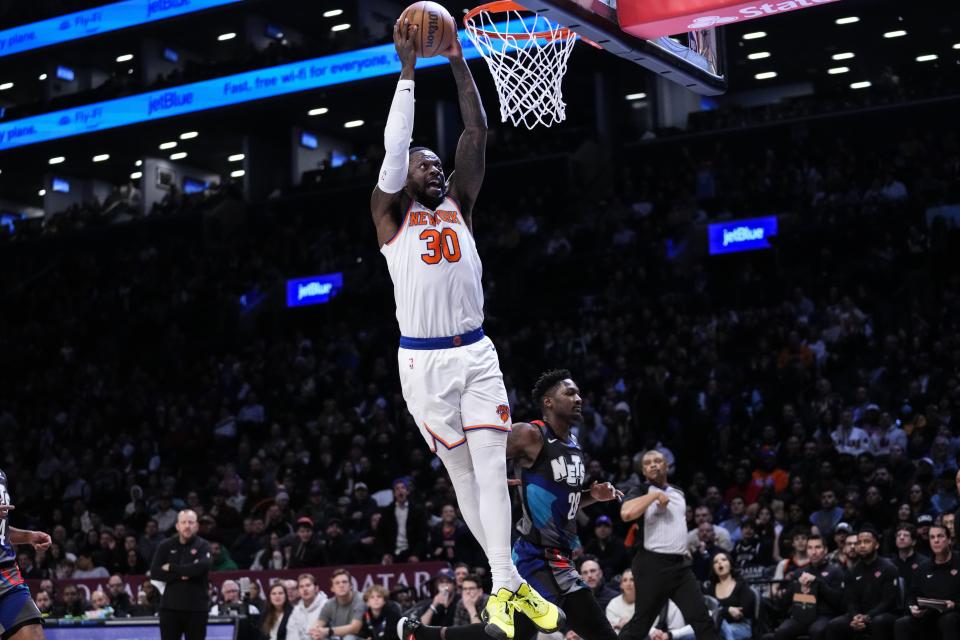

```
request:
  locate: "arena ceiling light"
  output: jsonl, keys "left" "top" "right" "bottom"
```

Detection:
{"left": 754, "top": 71, "right": 777, "bottom": 80}
{"left": 38, "top": 73, "right": 47, "bottom": 80}
{"left": 625, "top": 92, "right": 646, "bottom": 100}
{"left": 344, "top": 119, "right": 364, "bottom": 128}
{"left": 883, "top": 30, "right": 907, "bottom": 38}
{"left": 38, "top": 189, "right": 47, "bottom": 196}
{"left": 159, "top": 141, "right": 177, "bottom": 150}
{"left": 170, "top": 151, "right": 188, "bottom": 160}
{"left": 134, "top": 159, "right": 142, "bottom": 167}
{"left": 835, "top": 16, "right": 859, "bottom": 25}
{"left": 323, "top": 9, "right": 343, "bottom": 18}
{"left": 228, "top": 153, "right": 245, "bottom": 162}
{"left": 331, "top": 24, "right": 351, "bottom": 32}
{"left": 92, "top": 153, "right": 110, "bottom": 162}
{"left": 130, "top": 171, "right": 143, "bottom": 179}
{"left": 915, "top": 54, "right": 938, "bottom": 62}
{"left": 230, "top": 169, "right": 245, "bottom": 178}
{"left": 48, "top": 156, "right": 66, "bottom": 164}
{"left": 827, "top": 66, "right": 850, "bottom": 75}
{"left": 308, "top": 107, "right": 329, "bottom": 116}
{"left": 747, "top": 52, "right": 770, "bottom": 60}
{"left": 0, "top": 82, "right": 13, "bottom": 90}
{"left": 742, "top": 32, "right": 766, "bottom": 40}
{"left": 179, "top": 131, "right": 199, "bottom": 139}
{"left": 850, "top": 81, "right": 871, "bottom": 89}
{"left": 954, "top": 43, "right": 960, "bottom": 50}
{"left": 116, "top": 53, "right": 134, "bottom": 62}
{"left": 218, "top": 32, "right": 237, "bottom": 41}
{"left": 832, "top": 52, "right": 855, "bottom": 60}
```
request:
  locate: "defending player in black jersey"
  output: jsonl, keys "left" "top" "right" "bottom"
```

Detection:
{"left": 398, "top": 369, "right": 622, "bottom": 640}
{"left": 0, "top": 467, "right": 51, "bottom": 640}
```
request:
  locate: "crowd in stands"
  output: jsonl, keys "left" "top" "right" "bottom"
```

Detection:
{"left": 2, "top": 86, "right": 960, "bottom": 640}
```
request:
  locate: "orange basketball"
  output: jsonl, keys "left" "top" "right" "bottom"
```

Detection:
{"left": 399, "top": 1, "right": 457, "bottom": 58}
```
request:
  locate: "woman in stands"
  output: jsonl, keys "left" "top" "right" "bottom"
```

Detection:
{"left": 706, "top": 552, "right": 754, "bottom": 640}
{"left": 260, "top": 583, "right": 292, "bottom": 640}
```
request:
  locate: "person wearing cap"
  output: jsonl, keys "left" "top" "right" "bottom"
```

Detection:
{"left": 893, "top": 522, "right": 960, "bottom": 640}
{"left": 348, "top": 483, "right": 378, "bottom": 527}
{"left": 584, "top": 515, "right": 630, "bottom": 579}
{"left": 322, "top": 518, "right": 357, "bottom": 566}
{"left": 824, "top": 527, "right": 898, "bottom": 640}
{"left": 287, "top": 517, "right": 324, "bottom": 569}
{"left": 916, "top": 514, "right": 935, "bottom": 557}
{"left": 414, "top": 569, "right": 460, "bottom": 627}
{"left": 888, "top": 523, "right": 927, "bottom": 600}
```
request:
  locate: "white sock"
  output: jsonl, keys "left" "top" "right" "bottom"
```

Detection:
{"left": 436, "top": 444, "right": 488, "bottom": 551}
{"left": 465, "top": 429, "right": 524, "bottom": 593}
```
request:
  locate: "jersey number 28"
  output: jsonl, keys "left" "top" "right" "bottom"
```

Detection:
{"left": 567, "top": 492, "right": 582, "bottom": 520}
{"left": 420, "top": 229, "right": 462, "bottom": 264}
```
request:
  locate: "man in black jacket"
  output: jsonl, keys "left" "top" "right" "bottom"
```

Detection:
{"left": 774, "top": 534, "right": 845, "bottom": 640}
{"left": 893, "top": 523, "right": 960, "bottom": 640}
{"left": 150, "top": 509, "right": 213, "bottom": 640}
{"left": 584, "top": 516, "right": 631, "bottom": 579}
{"left": 376, "top": 478, "right": 428, "bottom": 563}
{"left": 825, "top": 527, "right": 898, "bottom": 640}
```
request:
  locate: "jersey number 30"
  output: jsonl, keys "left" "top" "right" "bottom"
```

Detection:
{"left": 420, "top": 229, "right": 462, "bottom": 264}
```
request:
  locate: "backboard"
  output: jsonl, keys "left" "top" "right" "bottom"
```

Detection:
{"left": 517, "top": 0, "right": 727, "bottom": 95}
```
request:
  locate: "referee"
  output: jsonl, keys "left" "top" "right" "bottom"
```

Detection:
{"left": 618, "top": 450, "right": 719, "bottom": 640}
{"left": 150, "top": 509, "right": 213, "bottom": 640}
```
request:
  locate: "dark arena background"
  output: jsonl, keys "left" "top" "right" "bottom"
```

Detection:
{"left": 1, "top": 0, "right": 960, "bottom": 639}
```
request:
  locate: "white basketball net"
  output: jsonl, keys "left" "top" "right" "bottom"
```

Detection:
{"left": 464, "top": 6, "right": 578, "bottom": 129}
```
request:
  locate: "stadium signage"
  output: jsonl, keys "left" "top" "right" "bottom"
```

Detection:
{"left": 707, "top": 216, "right": 778, "bottom": 255}
{"left": 619, "top": 0, "right": 841, "bottom": 39}
{"left": 0, "top": 27, "right": 487, "bottom": 151}
{"left": 286, "top": 272, "right": 344, "bottom": 308}
{"left": 0, "top": 0, "right": 242, "bottom": 58}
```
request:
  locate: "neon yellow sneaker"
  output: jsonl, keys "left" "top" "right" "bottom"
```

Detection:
{"left": 482, "top": 588, "right": 516, "bottom": 640}
{"left": 512, "top": 582, "right": 565, "bottom": 633}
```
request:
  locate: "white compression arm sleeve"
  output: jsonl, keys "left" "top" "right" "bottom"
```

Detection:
{"left": 377, "top": 79, "right": 415, "bottom": 194}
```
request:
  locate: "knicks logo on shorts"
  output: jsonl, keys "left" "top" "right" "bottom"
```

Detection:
{"left": 497, "top": 404, "right": 510, "bottom": 423}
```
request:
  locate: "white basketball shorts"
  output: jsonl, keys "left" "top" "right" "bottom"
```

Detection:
{"left": 397, "top": 335, "right": 512, "bottom": 451}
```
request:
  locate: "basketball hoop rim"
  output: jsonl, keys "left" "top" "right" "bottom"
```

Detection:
{"left": 464, "top": 1, "right": 577, "bottom": 42}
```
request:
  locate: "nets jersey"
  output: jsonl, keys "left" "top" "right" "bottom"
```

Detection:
{"left": 0, "top": 468, "right": 14, "bottom": 564}
{"left": 515, "top": 421, "right": 586, "bottom": 552}
{"left": 380, "top": 195, "right": 485, "bottom": 339}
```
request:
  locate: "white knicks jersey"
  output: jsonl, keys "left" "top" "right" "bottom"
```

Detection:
{"left": 381, "top": 195, "right": 485, "bottom": 339}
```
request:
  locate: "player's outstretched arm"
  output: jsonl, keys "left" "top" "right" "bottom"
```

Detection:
{"left": 506, "top": 422, "right": 544, "bottom": 467}
{"left": 371, "top": 19, "right": 418, "bottom": 247}
{"left": 441, "top": 37, "right": 487, "bottom": 224}
{"left": 8, "top": 526, "right": 51, "bottom": 550}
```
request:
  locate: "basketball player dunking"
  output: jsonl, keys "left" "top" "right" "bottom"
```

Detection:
{"left": 371, "top": 20, "right": 563, "bottom": 640}
{"left": 398, "top": 369, "right": 623, "bottom": 640}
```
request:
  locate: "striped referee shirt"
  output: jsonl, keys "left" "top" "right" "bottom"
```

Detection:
{"left": 624, "top": 482, "right": 688, "bottom": 555}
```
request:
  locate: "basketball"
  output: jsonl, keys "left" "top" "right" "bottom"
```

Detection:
{"left": 399, "top": 1, "right": 457, "bottom": 58}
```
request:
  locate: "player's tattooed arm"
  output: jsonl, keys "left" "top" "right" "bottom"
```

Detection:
{"left": 8, "top": 526, "right": 52, "bottom": 550}
{"left": 506, "top": 422, "right": 544, "bottom": 468}
{"left": 445, "top": 44, "right": 487, "bottom": 222}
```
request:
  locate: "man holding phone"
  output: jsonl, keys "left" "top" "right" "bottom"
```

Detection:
{"left": 418, "top": 570, "right": 460, "bottom": 626}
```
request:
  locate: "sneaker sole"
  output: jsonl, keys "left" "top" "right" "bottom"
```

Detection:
{"left": 484, "top": 622, "right": 512, "bottom": 640}
{"left": 517, "top": 604, "right": 566, "bottom": 633}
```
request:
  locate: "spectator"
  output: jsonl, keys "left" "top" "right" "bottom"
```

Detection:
{"left": 773, "top": 534, "right": 845, "bottom": 640}
{"left": 427, "top": 504, "right": 478, "bottom": 566}
{"left": 584, "top": 515, "right": 631, "bottom": 579}
{"left": 211, "top": 540, "right": 240, "bottom": 571}
{"left": 322, "top": 518, "right": 357, "bottom": 566}
{"left": 692, "top": 522, "right": 725, "bottom": 583}
{"left": 772, "top": 528, "right": 812, "bottom": 598}
{"left": 34, "top": 590, "right": 55, "bottom": 618}
{"left": 606, "top": 567, "right": 636, "bottom": 634}
{"left": 86, "top": 589, "right": 114, "bottom": 619}
{"left": 316, "top": 569, "right": 364, "bottom": 640}
{"left": 579, "top": 557, "right": 618, "bottom": 610}
{"left": 73, "top": 551, "right": 109, "bottom": 578}
{"left": 452, "top": 574, "right": 486, "bottom": 626}
{"left": 831, "top": 411, "right": 871, "bottom": 457}
{"left": 247, "top": 582, "right": 266, "bottom": 614}
{"left": 376, "top": 478, "right": 427, "bottom": 563}
{"left": 688, "top": 505, "right": 733, "bottom": 553}
{"left": 893, "top": 523, "right": 960, "bottom": 640}
{"left": 138, "top": 519, "right": 163, "bottom": 564}
{"left": 811, "top": 489, "right": 845, "bottom": 539}
{"left": 59, "top": 584, "right": 86, "bottom": 617}
{"left": 286, "top": 574, "right": 328, "bottom": 640}
{"left": 707, "top": 552, "right": 754, "bottom": 640}
{"left": 415, "top": 569, "right": 459, "bottom": 627}
{"left": 233, "top": 516, "right": 267, "bottom": 569}
{"left": 131, "top": 580, "right": 161, "bottom": 616}
{"left": 359, "top": 584, "right": 401, "bottom": 640}
{"left": 732, "top": 519, "right": 774, "bottom": 584}
{"left": 648, "top": 600, "right": 695, "bottom": 640}
{"left": 283, "top": 579, "right": 300, "bottom": 607}
{"left": 210, "top": 579, "right": 261, "bottom": 616}
{"left": 824, "top": 527, "right": 898, "bottom": 640}
{"left": 889, "top": 523, "right": 928, "bottom": 599}
{"left": 261, "top": 583, "right": 293, "bottom": 640}
{"left": 106, "top": 574, "right": 134, "bottom": 617}
{"left": 719, "top": 496, "right": 747, "bottom": 543}
{"left": 286, "top": 517, "right": 325, "bottom": 568}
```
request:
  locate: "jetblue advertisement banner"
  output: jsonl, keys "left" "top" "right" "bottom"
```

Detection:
{"left": 707, "top": 216, "right": 778, "bottom": 255}
{"left": 286, "top": 272, "right": 344, "bottom": 308}
{"left": 0, "top": 31, "right": 484, "bottom": 151}
{"left": 0, "top": 0, "right": 242, "bottom": 58}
